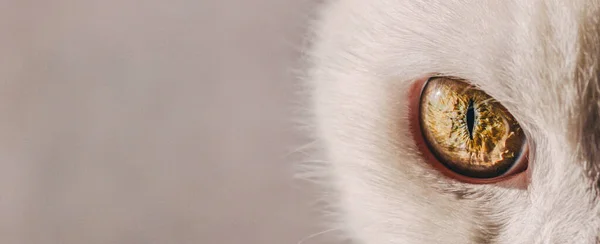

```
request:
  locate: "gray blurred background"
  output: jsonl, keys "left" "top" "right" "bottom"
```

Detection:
{"left": 1, "top": 1, "right": 328, "bottom": 243}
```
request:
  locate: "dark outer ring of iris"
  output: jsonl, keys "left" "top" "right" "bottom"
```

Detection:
{"left": 408, "top": 75, "right": 529, "bottom": 186}
{"left": 420, "top": 77, "right": 515, "bottom": 178}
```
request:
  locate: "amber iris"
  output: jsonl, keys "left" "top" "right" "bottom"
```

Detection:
{"left": 419, "top": 77, "right": 526, "bottom": 178}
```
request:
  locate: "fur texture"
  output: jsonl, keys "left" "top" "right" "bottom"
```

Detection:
{"left": 301, "top": 0, "right": 600, "bottom": 243}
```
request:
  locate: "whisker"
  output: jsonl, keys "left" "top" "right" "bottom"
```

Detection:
{"left": 297, "top": 228, "right": 340, "bottom": 244}
{"left": 475, "top": 97, "right": 496, "bottom": 107}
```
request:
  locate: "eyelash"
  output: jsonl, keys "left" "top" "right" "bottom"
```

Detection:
{"left": 407, "top": 76, "right": 530, "bottom": 187}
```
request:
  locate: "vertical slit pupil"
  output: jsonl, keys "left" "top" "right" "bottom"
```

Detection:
{"left": 466, "top": 99, "right": 475, "bottom": 139}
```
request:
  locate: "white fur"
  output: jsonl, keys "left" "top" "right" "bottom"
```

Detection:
{"left": 300, "top": 0, "right": 600, "bottom": 243}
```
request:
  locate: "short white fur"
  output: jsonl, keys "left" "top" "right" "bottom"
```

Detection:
{"left": 301, "top": 0, "right": 600, "bottom": 243}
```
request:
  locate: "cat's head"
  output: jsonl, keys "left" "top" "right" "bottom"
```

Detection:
{"left": 304, "top": 0, "right": 600, "bottom": 243}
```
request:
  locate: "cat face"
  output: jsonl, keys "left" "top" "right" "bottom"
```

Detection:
{"left": 305, "top": 0, "right": 600, "bottom": 243}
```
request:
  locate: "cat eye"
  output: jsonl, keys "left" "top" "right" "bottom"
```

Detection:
{"left": 411, "top": 77, "right": 528, "bottom": 183}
